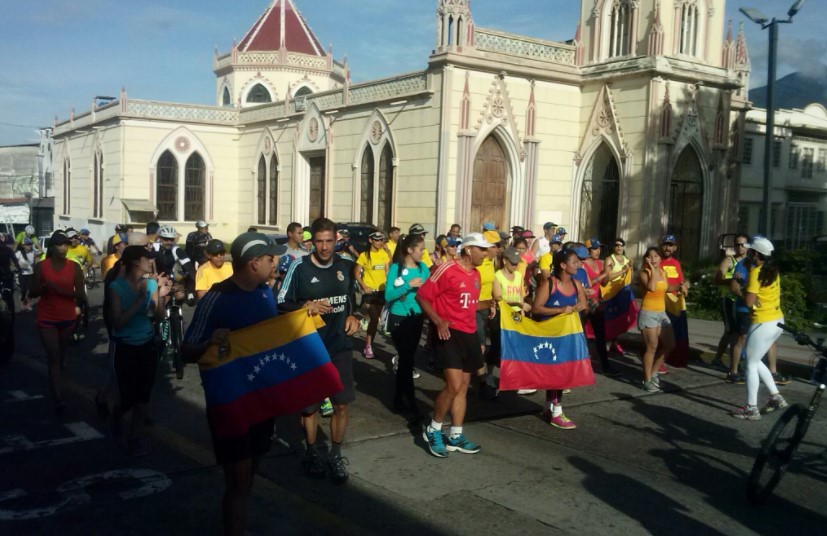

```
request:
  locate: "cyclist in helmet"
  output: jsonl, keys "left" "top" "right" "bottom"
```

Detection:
{"left": 185, "top": 220, "right": 212, "bottom": 267}
{"left": 79, "top": 228, "right": 102, "bottom": 255}
{"left": 107, "top": 224, "right": 130, "bottom": 254}
{"left": 155, "top": 225, "right": 196, "bottom": 303}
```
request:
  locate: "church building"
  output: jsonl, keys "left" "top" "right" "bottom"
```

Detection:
{"left": 51, "top": 0, "right": 751, "bottom": 261}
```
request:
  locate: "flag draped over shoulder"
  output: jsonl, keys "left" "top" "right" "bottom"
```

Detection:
{"left": 198, "top": 310, "right": 343, "bottom": 439}
{"left": 665, "top": 293, "right": 689, "bottom": 367}
{"left": 499, "top": 303, "right": 595, "bottom": 391}
{"left": 593, "top": 269, "right": 638, "bottom": 340}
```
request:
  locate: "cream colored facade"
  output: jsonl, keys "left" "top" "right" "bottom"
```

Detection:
{"left": 51, "top": 0, "right": 751, "bottom": 262}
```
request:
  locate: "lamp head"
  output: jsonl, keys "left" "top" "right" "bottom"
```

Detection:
{"left": 788, "top": 0, "right": 806, "bottom": 18}
{"left": 739, "top": 7, "right": 769, "bottom": 25}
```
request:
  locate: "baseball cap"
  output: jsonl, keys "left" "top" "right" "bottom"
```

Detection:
{"left": 498, "top": 231, "right": 510, "bottom": 241}
{"left": 49, "top": 230, "right": 69, "bottom": 246}
{"left": 483, "top": 230, "right": 501, "bottom": 245}
{"left": 482, "top": 222, "right": 497, "bottom": 231}
{"left": 111, "top": 233, "right": 128, "bottom": 247}
{"left": 446, "top": 237, "right": 461, "bottom": 247}
{"left": 747, "top": 237, "right": 774, "bottom": 256}
{"left": 551, "top": 234, "right": 563, "bottom": 244}
{"left": 121, "top": 245, "right": 152, "bottom": 265}
{"left": 65, "top": 228, "right": 79, "bottom": 239}
{"left": 586, "top": 239, "right": 602, "bottom": 249}
{"left": 503, "top": 246, "right": 522, "bottom": 264}
{"left": 231, "top": 232, "right": 287, "bottom": 261}
{"left": 461, "top": 232, "right": 495, "bottom": 249}
{"left": 556, "top": 227, "right": 567, "bottom": 236}
{"left": 543, "top": 222, "right": 558, "bottom": 230}
{"left": 80, "top": 228, "right": 90, "bottom": 235}
{"left": 520, "top": 230, "right": 536, "bottom": 239}
{"left": 206, "top": 239, "right": 226, "bottom": 255}
{"left": 278, "top": 254, "right": 296, "bottom": 274}
{"left": 302, "top": 230, "right": 312, "bottom": 242}
{"left": 662, "top": 234, "right": 677, "bottom": 244}
{"left": 510, "top": 225, "right": 525, "bottom": 233}
{"left": 408, "top": 223, "right": 427, "bottom": 235}
{"left": 571, "top": 245, "right": 589, "bottom": 260}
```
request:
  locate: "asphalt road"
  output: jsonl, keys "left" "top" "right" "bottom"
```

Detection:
{"left": 1, "top": 284, "right": 826, "bottom": 535}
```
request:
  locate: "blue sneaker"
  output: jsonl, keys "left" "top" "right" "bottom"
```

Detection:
{"left": 444, "top": 434, "right": 481, "bottom": 454}
{"left": 423, "top": 428, "right": 448, "bottom": 458}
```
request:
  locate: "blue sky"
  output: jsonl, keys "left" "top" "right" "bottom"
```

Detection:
{"left": 1, "top": 0, "right": 825, "bottom": 146}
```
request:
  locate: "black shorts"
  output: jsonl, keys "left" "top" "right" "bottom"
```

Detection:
{"left": 721, "top": 298, "right": 739, "bottom": 334}
{"left": 736, "top": 312, "right": 751, "bottom": 336}
{"left": 302, "top": 349, "right": 357, "bottom": 413}
{"left": 212, "top": 418, "right": 275, "bottom": 466}
{"left": 475, "top": 310, "right": 490, "bottom": 346}
{"left": 434, "top": 329, "right": 484, "bottom": 373}
{"left": 112, "top": 339, "right": 158, "bottom": 412}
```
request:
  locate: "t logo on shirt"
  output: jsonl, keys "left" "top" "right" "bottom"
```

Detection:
{"left": 459, "top": 292, "right": 471, "bottom": 309}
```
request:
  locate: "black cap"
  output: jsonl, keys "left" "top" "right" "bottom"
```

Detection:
{"left": 206, "top": 239, "right": 226, "bottom": 255}
{"left": 230, "top": 232, "right": 287, "bottom": 261}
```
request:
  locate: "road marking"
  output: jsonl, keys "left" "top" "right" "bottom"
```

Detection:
{"left": 0, "top": 422, "right": 104, "bottom": 455}
{"left": 3, "top": 390, "right": 44, "bottom": 402}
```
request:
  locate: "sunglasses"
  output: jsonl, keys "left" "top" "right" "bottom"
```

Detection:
{"left": 736, "top": 242, "right": 748, "bottom": 247}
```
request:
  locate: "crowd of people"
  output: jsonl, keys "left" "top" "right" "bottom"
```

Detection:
{"left": 0, "top": 216, "right": 796, "bottom": 536}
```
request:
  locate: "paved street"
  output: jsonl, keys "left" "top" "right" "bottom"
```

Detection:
{"left": 1, "top": 284, "right": 826, "bottom": 535}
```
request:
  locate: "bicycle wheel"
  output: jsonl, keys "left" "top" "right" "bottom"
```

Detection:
{"left": 747, "top": 404, "right": 806, "bottom": 505}
{"left": 85, "top": 267, "right": 97, "bottom": 289}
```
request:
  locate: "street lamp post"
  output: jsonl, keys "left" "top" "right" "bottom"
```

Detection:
{"left": 740, "top": 0, "right": 806, "bottom": 238}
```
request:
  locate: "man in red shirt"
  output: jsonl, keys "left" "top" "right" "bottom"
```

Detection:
{"left": 660, "top": 234, "right": 690, "bottom": 369}
{"left": 416, "top": 232, "right": 494, "bottom": 458}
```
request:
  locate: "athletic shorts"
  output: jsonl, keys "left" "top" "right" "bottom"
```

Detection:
{"left": 37, "top": 319, "right": 77, "bottom": 330}
{"left": 638, "top": 310, "right": 671, "bottom": 330}
{"left": 211, "top": 418, "right": 275, "bottom": 466}
{"left": 112, "top": 339, "right": 158, "bottom": 412}
{"left": 434, "top": 329, "right": 484, "bottom": 373}
{"left": 302, "top": 349, "right": 357, "bottom": 413}
{"left": 475, "top": 310, "right": 490, "bottom": 346}
{"left": 721, "top": 298, "right": 739, "bottom": 334}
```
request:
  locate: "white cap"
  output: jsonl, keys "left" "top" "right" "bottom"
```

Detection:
{"left": 459, "top": 232, "right": 495, "bottom": 250}
{"left": 748, "top": 237, "right": 774, "bottom": 256}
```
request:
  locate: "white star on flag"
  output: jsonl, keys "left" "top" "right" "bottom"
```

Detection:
{"left": 254, "top": 365, "right": 260, "bottom": 373}
{"left": 291, "top": 363, "right": 297, "bottom": 371}
{"left": 247, "top": 373, "right": 255, "bottom": 382}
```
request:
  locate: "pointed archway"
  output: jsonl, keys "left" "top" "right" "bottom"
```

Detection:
{"left": 669, "top": 145, "right": 704, "bottom": 262}
{"left": 579, "top": 142, "right": 620, "bottom": 242}
{"left": 471, "top": 135, "right": 508, "bottom": 230}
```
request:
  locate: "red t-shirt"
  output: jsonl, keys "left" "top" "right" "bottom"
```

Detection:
{"left": 661, "top": 257, "right": 684, "bottom": 290}
{"left": 417, "top": 260, "right": 480, "bottom": 334}
{"left": 36, "top": 259, "right": 78, "bottom": 322}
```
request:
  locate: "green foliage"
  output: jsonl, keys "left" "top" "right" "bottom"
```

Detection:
{"left": 687, "top": 265, "right": 722, "bottom": 318}
{"left": 780, "top": 273, "right": 809, "bottom": 331}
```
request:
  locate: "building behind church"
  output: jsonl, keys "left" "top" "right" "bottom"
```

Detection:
{"left": 50, "top": 0, "right": 752, "bottom": 262}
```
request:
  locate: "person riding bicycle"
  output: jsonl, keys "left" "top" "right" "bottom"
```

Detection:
{"left": 155, "top": 225, "right": 196, "bottom": 304}
{"left": 66, "top": 229, "right": 96, "bottom": 270}
{"left": 185, "top": 220, "right": 212, "bottom": 267}
{"left": 79, "top": 228, "right": 103, "bottom": 256}
{"left": 15, "top": 225, "right": 42, "bottom": 256}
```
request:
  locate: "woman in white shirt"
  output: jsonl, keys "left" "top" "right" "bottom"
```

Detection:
{"left": 15, "top": 239, "right": 36, "bottom": 311}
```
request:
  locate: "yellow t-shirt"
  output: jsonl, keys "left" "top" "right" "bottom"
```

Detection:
{"left": 67, "top": 244, "right": 92, "bottom": 266}
{"left": 387, "top": 240, "right": 397, "bottom": 257}
{"left": 494, "top": 269, "right": 524, "bottom": 311}
{"left": 357, "top": 248, "right": 390, "bottom": 290}
{"left": 420, "top": 248, "right": 433, "bottom": 268}
{"left": 539, "top": 252, "right": 552, "bottom": 273}
{"left": 477, "top": 257, "right": 496, "bottom": 301}
{"left": 746, "top": 267, "right": 782, "bottom": 323}
{"left": 195, "top": 262, "right": 233, "bottom": 292}
{"left": 101, "top": 254, "right": 119, "bottom": 279}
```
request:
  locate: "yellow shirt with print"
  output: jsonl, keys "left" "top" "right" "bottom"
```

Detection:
{"left": 746, "top": 268, "right": 782, "bottom": 323}
{"left": 67, "top": 244, "right": 92, "bottom": 267}
{"left": 477, "top": 257, "right": 496, "bottom": 301}
{"left": 357, "top": 249, "right": 390, "bottom": 290}
{"left": 195, "top": 263, "right": 234, "bottom": 293}
{"left": 101, "top": 254, "right": 119, "bottom": 279}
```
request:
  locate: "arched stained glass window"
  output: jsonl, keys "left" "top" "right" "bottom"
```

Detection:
{"left": 247, "top": 83, "right": 272, "bottom": 104}
{"left": 184, "top": 152, "right": 205, "bottom": 221}
{"left": 156, "top": 151, "right": 178, "bottom": 220}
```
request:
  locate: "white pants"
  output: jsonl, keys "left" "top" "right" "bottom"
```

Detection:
{"left": 743, "top": 319, "right": 782, "bottom": 406}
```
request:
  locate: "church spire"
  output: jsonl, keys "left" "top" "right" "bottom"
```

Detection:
{"left": 238, "top": 0, "right": 325, "bottom": 57}
{"left": 436, "top": 0, "right": 474, "bottom": 52}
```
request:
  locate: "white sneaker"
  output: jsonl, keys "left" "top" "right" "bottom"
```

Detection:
{"left": 391, "top": 355, "right": 399, "bottom": 372}
{"left": 412, "top": 369, "right": 420, "bottom": 379}
{"left": 517, "top": 389, "right": 537, "bottom": 395}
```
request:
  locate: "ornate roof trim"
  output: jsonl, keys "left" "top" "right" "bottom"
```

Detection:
{"left": 239, "top": 0, "right": 325, "bottom": 56}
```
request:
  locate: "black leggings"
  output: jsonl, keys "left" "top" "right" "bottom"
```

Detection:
{"left": 388, "top": 312, "right": 424, "bottom": 408}
{"left": 587, "top": 310, "right": 609, "bottom": 369}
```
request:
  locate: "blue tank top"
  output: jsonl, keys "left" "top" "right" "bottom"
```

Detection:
{"left": 537, "top": 277, "right": 578, "bottom": 321}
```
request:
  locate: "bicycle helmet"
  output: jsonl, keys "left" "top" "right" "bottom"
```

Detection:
{"left": 195, "top": 220, "right": 209, "bottom": 229}
{"left": 158, "top": 225, "right": 177, "bottom": 239}
{"left": 25, "top": 225, "right": 35, "bottom": 235}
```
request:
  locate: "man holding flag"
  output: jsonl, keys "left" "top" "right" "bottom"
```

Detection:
{"left": 183, "top": 232, "right": 286, "bottom": 536}
{"left": 278, "top": 217, "right": 361, "bottom": 484}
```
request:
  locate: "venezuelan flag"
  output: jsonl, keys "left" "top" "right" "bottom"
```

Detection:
{"left": 499, "top": 303, "right": 595, "bottom": 391}
{"left": 665, "top": 293, "right": 689, "bottom": 367}
{"left": 199, "top": 310, "right": 343, "bottom": 439}
{"left": 600, "top": 269, "right": 639, "bottom": 340}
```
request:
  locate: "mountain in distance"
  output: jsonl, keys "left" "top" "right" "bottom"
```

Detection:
{"left": 750, "top": 70, "right": 827, "bottom": 110}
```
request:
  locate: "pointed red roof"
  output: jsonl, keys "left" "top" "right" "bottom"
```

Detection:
{"left": 238, "top": 0, "right": 325, "bottom": 56}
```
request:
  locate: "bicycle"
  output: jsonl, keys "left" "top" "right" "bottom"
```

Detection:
{"left": 159, "top": 290, "right": 186, "bottom": 380}
{"left": 746, "top": 322, "right": 827, "bottom": 505}
{"left": 84, "top": 265, "right": 98, "bottom": 290}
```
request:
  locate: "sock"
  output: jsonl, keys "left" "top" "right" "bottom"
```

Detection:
{"left": 428, "top": 420, "right": 443, "bottom": 433}
{"left": 449, "top": 426, "right": 463, "bottom": 439}
{"left": 330, "top": 441, "right": 342, "bottom": 457}
{"left": 747, "top": 404, "right": 758, "bottom": 411}
{"left": 547, "top": 401, "right": 554, "bottom": 411}
{"left": 552, "top": 405, "right": 563, "bottom": 418}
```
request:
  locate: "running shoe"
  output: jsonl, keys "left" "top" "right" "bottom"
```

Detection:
{"left": 326, "top": 455, "right": 350, "bottom": 485}
{"left": 517, "top": 389, "right": 537, "bottom": 395}
{"left": 129, "top": 437, "right": 148, "bottom": 457}
{"left": 731, "top": 405, "right": 761, "bottom": 421}
{"left": 725, "top": 372, "right": 746, "bottom": 385}
{"left": 651, "top": 373, "right": 661, "bottom": 388}
{"left": 609, "top": 342, "right": 625, "bottom": 355}
{"left": 392, "top": 355, "right": 399, "bottom": 372}
{"left": 658, "top": 364, "right": 669, "bottom": 375}
{"left": 412, "top": 369, "right": 421, "bottom": 379}
{"left": 763, "top": 394, "right": 789, "bottom": 414}
{"left": 549, "top": 413, "right": 577, "bottom": 430}
{"left": 642, "top": 379, "right": 660, "bottom": 393}
{"left": 302, "top": 449, "right": 326, "bottom": 478}
{"left": 772, "top": 371, "right": 791, "bottom": 385}
{"left": 364, "top": 345, "right": 375, "bottom": 359}
{"left": 320, "top": 398, "right": 334, "bottom": 417}
{"left": 445, "top": 434, "right": 481, "bottom": 454}
{"left": 423, "top": 428, "right": 448, "bottom": 458}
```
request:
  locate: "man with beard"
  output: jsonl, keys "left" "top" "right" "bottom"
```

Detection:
{"left": 660, "top": 235, "right": 690, "bottom": 370}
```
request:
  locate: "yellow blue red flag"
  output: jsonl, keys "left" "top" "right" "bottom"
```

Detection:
{"left": 499, "top": 304, "right": 595, "bottom": 391}
{"left": 595, "top": 268, "right": 638, "bottom": 340}
{"left": 198, "top": 310, "right": 343, "bottom": 439}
